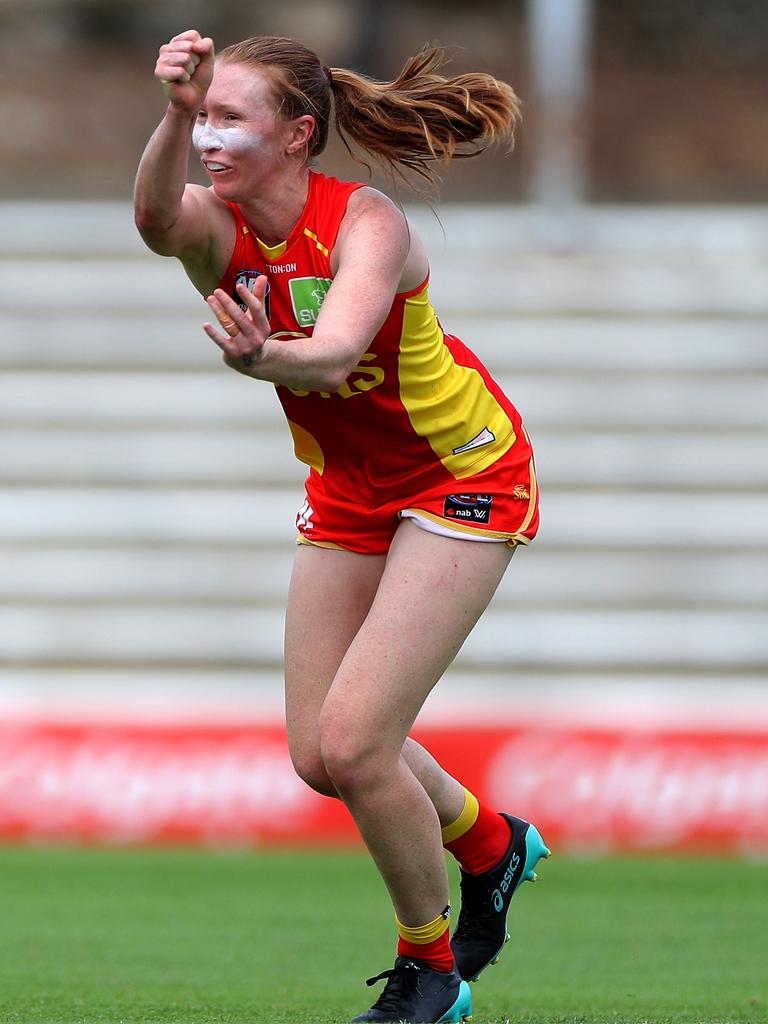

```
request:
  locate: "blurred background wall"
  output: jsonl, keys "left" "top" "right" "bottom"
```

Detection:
{"left": 0, "top": 0, "right": 766, "bottom": 849}
{"left": 1, "top": 0, "right": 767, "bottom": 202}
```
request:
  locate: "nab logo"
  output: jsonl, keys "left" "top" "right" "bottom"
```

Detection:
{"left": 443, "top": 494, "right": 494, "bottom": 524}
{"left": 233, "top": 269, "right": 271, "bottom": 320}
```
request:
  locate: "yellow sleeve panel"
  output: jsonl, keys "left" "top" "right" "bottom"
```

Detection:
{"left": 398, "top": 286, "right": 517, "bottom": 480}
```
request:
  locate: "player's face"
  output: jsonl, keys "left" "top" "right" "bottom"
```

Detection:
{"left": 193, "top": 63, "right": 293, "bottom": 199}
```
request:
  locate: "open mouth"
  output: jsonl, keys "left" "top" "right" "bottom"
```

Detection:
{"left": 204, "top": 162, "right": 230, "bottom": 173}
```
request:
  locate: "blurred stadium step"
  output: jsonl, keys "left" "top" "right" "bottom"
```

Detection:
{"left": 1, "top": 202, "right": 766, "bottom": 719}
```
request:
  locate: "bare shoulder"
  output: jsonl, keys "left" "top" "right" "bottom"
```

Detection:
{"left": 179, "top": 183, "right": 236, "bottom": 262}
{"left": 137, "top": 182, "right": 234, "bottom": 267}
{"left": 191, "top": 181, "right": 234, "bottom": 226}
{"left": 335, "top": 187, "right": 429, "bottom": 291}
{"left": 153, "top": 184, "right": 237, "bottom": 295}
{"left": 338, "top": 187, "right": 408, "bottom": 242}
{"left": 185, "top": 183, "right": 238, "bottom": 270}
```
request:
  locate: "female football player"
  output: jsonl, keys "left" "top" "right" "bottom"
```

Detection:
{"left": 134, "top": 30, "right": 549, "bottom": 1023}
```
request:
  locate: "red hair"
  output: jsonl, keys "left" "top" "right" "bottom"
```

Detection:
{"left": 217, "top": 36, "right": 521, "bottom": 189}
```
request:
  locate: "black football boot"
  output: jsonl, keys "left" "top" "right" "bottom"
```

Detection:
{"left": 351, "top": 956, "right": 473, "bottom": 1023}
{"left": 451, "top": 813, "right": 550, "bottom": 982}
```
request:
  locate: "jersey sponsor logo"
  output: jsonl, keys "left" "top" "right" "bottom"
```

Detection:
{"left": 233, "top": 269, "right": 271, "bottom": 319}
{"left": 452, "top": 426, "right": 496, "bottom": 456}
{"left": 512, "top": 484, "right": 531, "bottom": 500}
{"left": 268, "top": 262, "right": 298, "bottom": 274}
{"left": 286, "top": 352, "right": 385, "bottom": 400}
{"left": 443, "top": 494, "right": 494, "bottom": 524}
{"left": 289, "top": 276, "right": 332, "bottom": 327}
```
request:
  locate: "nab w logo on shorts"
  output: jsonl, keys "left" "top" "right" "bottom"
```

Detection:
{"left": 233, "top": 269, "right": 271, "bottom": 320}
{"left": 443, "top": 494, "right": 494, "bottom": 524}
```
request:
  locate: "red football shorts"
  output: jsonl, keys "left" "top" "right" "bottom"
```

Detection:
{"left": 295, "top": 440, "right": 539, "bottom": 556}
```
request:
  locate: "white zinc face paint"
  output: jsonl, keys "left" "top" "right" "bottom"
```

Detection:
{"left": 192, "top": 122, "right": 225, "bottom": 152}
{"left": 192, "top": 121, "right": 266, "bottom": 155}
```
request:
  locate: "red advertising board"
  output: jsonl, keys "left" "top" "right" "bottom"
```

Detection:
{"left": 0, "top": 721, "right": 766, "bottom": 853}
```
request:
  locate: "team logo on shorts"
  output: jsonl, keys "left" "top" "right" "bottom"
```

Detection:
{"left": 296, "top": 498, "right": 314, "bottom": 532}
{"left": 512, "top": 484, "right": 531, "bottom": 500}
{"left": 443, "top": 494, "right": 493, "bottom": 524}
{"left": 233, "top": 269, "right": 271, "bottom": 319}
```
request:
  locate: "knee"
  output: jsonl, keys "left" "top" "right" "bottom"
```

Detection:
{"left": 319, "top": 712, "right": 384, "bottom": 795}
{"left": 288, "top": 744, "right": 338, "bottom": 798}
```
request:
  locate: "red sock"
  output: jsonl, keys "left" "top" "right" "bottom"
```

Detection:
{"left": 442, "top": 789, "right": 511, "bottom": 875}
{"left": 396, "top": 906, "right": 454, "bottom": 972}
{"left": 397, "top": 929, "right": 454, "bottom": 972}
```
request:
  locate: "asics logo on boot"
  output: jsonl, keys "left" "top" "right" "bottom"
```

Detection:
{"left": 491, "top": 852, "right": 521, "bottom": 912}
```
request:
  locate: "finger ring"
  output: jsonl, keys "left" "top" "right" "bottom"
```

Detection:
{"left": 219, "top": 315, "right": 240, "bottom": 337}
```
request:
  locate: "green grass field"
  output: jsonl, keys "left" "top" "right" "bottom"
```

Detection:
{"left": 0, "top": 845, "right": 765, "bottom": 1024}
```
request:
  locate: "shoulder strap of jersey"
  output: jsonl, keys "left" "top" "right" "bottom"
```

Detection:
{"left": 306, "top": 172, "right": 365, "bottom": 260}
{"left": 217, "top": 203, "right": 261, "bottom": 294}
{"left": 225, "top": 202, "right": 255, "bottom": 258}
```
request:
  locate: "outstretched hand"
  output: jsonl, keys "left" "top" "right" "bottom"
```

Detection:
{"left": 156, "top": 30, "right": 214, "bottom": 111}
{"left": 204, "top": 278, "right": 271, "bottom": 375}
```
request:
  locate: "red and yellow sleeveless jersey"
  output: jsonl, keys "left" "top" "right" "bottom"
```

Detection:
{"left": 218, "top": 170, "right": 527, "bottom": 502}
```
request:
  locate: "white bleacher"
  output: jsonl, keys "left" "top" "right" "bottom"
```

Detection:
{"left": 1, "top": 202, "right": 766, "bottom": 723}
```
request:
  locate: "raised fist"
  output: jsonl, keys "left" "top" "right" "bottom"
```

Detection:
{"left": 155, "top": 30, "right": 214, "bottom": 110}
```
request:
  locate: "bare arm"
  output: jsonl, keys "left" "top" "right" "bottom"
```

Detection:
{"left": 133, "top": 30, "right": 221, "bottom": 263}
{"left": 203, "top": 190, "right": 414, "bottom": 391}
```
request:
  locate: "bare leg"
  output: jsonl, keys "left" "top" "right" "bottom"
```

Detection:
{"left": 284, "top": 541, "right": 386, "bottom": 796}
{"left": 284, "top": 542, "right": 468, "bottom": 825}
{"left": 318, "top": 520, "right": 513, "bottom": 924}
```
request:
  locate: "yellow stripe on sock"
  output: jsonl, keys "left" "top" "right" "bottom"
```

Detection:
{"left": 396, "top": 907, "right": 450, "bottom": 944}
{"left": 441, "top": 788, "right": 480, "bottom": 845}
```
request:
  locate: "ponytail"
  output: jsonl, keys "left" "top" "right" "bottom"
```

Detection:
{"left": 217, "top": 38, "right": 520, "bottom": 191}
{"left": 329, "top": 46, "right": 521, "bottom": 188}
